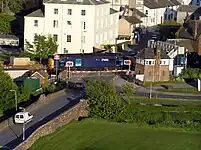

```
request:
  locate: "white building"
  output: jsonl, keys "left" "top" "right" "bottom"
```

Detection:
{"left": 24, "top": 0, "right": 119, "bottom": 54}
{"left": 138, "top": 0, "right": 181, "bottom": 27}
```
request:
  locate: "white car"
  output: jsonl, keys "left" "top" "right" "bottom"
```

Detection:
{"left": 14, "top": 112, "right": 33, "bottom": 124}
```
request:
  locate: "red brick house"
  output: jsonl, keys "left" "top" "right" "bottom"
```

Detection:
{"left": 135, "top": 47, "right": 170, "bottom": 82}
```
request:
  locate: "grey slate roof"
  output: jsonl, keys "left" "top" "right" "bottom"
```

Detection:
{"left": 0, "top": 34, "right": 19, "bottom": 39}
{"left": 110, "top": 8, "right": 118, "bottom": 14}
{"left": 178, "top": 7, "right": 201, "bottom": 40}
{"left": 177, "top": 5, "right": 200, "bottom": 12}
{"left": 26, "top": 9, "right": 44, "bottom": 17}
{"left": 45, "top": 0, "right": 110, "bottom": 5}
{"left": 129, "top": 7, "right": 147, "bottom": 17}
{"left": 136, "top": 48, "right": 170, "bottom": 59}
{"left": 124, "top": 16, "right": 142, "bottom": 24}
{"left": 144, "top": 0, "right": 181, "bottom": 9}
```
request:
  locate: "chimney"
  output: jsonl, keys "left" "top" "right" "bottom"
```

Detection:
{"left": 194, "top": 20, "right": 198, "bottom": 40}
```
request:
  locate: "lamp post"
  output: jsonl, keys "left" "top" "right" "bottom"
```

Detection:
{"left": 19, "top": 107, "right": 26, "bottom": 141}
{"left": 10, "top": 90, "right": 17, "bottom": 111}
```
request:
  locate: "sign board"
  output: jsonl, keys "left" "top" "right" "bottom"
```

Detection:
{"left": 65, "top": 61, "right": 74, "bottom": 67}
{"left": 54, "top": 54, "right": 60, "bottom": 60}
{"left": 124, "top": 60, "right": 131, "bottom": 65}
{"left": 75, "top": 59, "right": 82, "bottom": 67}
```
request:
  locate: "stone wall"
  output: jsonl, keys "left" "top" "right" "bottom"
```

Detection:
{"left": 15, "top": 100, "right": 88, "bottom": 150}
{"left": 0, "top": 90, "right": 66, "bottom": 131}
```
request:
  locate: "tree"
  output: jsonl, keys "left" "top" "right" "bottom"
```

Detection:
{"left": 0, "top": 13, "right": 15, "bottom": 34}
{"left": 86, "top": 79, "right": 126, "bottom": 122}
{"left": 25, "top": 34, "right": 58, "bottom": 63}
{"left": 0, "top": 68, "right": 18, "bottom": 111}
{"left": 122, "top": 83, "right": 134, "bottom": 104}
{"left": 179, "top": 68, "right": 201, "bottom": 79}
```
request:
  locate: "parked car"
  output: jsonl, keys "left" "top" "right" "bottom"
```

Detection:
{"left": 14, "top": 112, "right": 33, "bottom": 124}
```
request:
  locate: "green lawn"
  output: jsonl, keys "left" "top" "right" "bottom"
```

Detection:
{"left": 29, "top": 119, "right": 201, "bottom": 150}
{"left": 129, "top": 97, "right": 201, "bottom": 107}
{"left": 157, "top": 88, "right": 201, "bottom": 94}
{"left": 144, "top": 81, "right": 184, "bottom": 87}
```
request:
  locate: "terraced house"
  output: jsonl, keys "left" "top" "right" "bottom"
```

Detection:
{"left": 24, "top": 0, "right": 119, "bottom": 54}
{"left": 137, "top": 0, "right": 181, "bottom": 26}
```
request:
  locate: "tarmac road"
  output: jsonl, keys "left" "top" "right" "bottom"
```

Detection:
{"left": 0, "top": 90, "right": 83, "bottom": 150}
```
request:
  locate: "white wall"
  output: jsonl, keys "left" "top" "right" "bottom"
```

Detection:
{"left": 142, "top": 5, "right": 179, "bottom": 27}
{"left": 5, "top": 70, "right": 29, "bottom": 79}
{"left": 24, "top": 17, "right": 45, "bottom": 44}
{"left": 24, "top": 3, "right": 119, "bottom": 54}
{"left": 173, "top": 66, "right": 184, "bottom": 76}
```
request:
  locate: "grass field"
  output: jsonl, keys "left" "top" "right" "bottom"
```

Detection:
{"left": 129, "top": 97, "right": 201, "bottom": 107}
{"left": 29, "top": 119, "right": 201, "bottom": 150}
{"left": 157, "top": 88, "right": 201, "bottom": 94}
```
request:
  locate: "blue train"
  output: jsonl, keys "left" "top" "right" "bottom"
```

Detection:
{"left": 47, "top": 53, "right": 135, "bottom": 72}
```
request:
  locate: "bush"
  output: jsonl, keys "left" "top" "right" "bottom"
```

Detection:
{"left": 86, "top": 79, "right": 126, "bottom": 122}
{"left": 85, "top": 79, "right": 201, "bottom": 131}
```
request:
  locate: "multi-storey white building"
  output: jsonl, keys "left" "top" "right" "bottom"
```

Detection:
{"left": 137, "top": 0, "right": 181, "bottom": 27}
{"left": 24, "top": 0, "right": 119, "bottom": 54}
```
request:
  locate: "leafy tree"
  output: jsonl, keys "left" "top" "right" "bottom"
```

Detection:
{"left": 122, "top": 83, "right": 134, "bottom": 104}
{"left": 179, "top": 68, "right": 201, "bottom": 79}
{"left": 25, "top": 34, "right": 58, "bottom": 63}
{"left": 0, "top": 68, "right": 18, "bottom": 111}
{"left": 86, "top": 79, "right": 126, "bottom": 122}
{"left": 0, "top": 13, "right": 15, "bottom": 34}
{"left": 159, "top": 19, "right": 181, "bottom": 27}
{"left": 8, "top": 0, "right": 23, "bottom": 13}
{"left": 0, "top": 0, "right": 24, "bottom": 13}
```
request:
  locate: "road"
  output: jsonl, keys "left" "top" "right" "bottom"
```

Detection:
{"left": 0, "top": 90, "right": 82, "bottom": 149}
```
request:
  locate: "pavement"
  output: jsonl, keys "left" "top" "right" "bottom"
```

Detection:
{"left": 0, "top": 89, "right": 83, "bottom": 149}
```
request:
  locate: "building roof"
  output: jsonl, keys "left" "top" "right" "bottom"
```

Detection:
{"left": 167, "top": 39, "right": 196, "bottom": 52}
{"left": 129, "top": 7, "right": 147, "bottom": 17}
{"left": 45, "top": 0, "right": 110, "bottom": 5}
{"left": 177, "top": 5, "right": 200, "bottom": 12}
{"left": 124, "top": 16, "right": 142, "bottom": 24}
{"left": 110, "top": 8, "right": 118, "bottom": 14}
{"left": 26, "top": 9, "right": 44, "bottom": 17}
{"left": 144, "top": 0, "right": 181, "bottom": 9}
{"left": 178, "top": 6, "right": 201, "bottom": 40}
{"left": 0, "top": 34, "right": 19, "bottom": 39}
{"left": 136, "top": 48, "right": 170, "bottom": 59}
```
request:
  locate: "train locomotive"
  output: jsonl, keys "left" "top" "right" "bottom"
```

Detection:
{"left": 47, "top": 53, "right": 135, "bottom": 73}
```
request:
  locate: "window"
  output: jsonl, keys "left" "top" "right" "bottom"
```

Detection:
{"left": 64, "top": 48, "right": 68, "bottom": 53}
{"left": 67, "top": 35, "right": 71, "bottom": 42}
{"left": 145, "top": 10, "right": 148, "bottom": 15}
{"left": 34, "top": 34, "right": 37, "bottom": 41}
{"left": 81, "top": 10, "right": 86, "bottom": 16}
{"left": 149, "top": 61, "right": 152, "bottom": 65}
{"left": 67, "top": 9, "right": 72, "bottom": 15}
{"left": 81, "top": 36, "right": 85, "bottom": 43}
{"left": 82, "top": 49, "right": 84, "bottom": 53}
{"left": 53, "top": 20, "right": 58, "bottom": 28}
{"left": 146, "top": 61, "right": 149, "bottom": 65}
{"left": 67, "top": 21, "right": 72, "bottom": 25}
{"left": 54, "top": 8, "right": 58, "bottom": 14}
{"left": 162, "top": 71, "right": 165, "bottom": 76}
{"left": 20, "top": 115, "right": 24, "bottom": 119}
{"left": 34, "top": 20, "right": 38, "bottom": 27}
{"left": 16, "top": 115, "right": 19, "bottom": 118}
{"left": 81, "top": 21, "right": 86, "bottom": 30}
{"left": 53, "top": 34, "right": 58, "bottom": 42}
{"left": 149, "top": 72, "right": 152, "bottom": 76}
